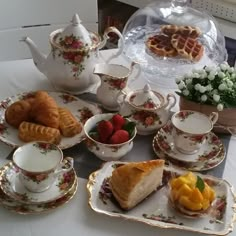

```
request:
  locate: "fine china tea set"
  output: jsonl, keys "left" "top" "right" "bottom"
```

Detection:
{"left": 0, "top": 11, "right": 233, "bottom": 235}
{"left": 0, "top": 142, "right": 77, "bottom": 214}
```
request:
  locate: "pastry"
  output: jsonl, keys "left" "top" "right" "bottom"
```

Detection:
{"left": 146, "top": 34, "right": 177, "bottom": 57}
{"left": 109, "top": 160, "right": 165, "bottom": 210}
{"left": 30, "top": 91, "right": 60, "bottom": 129}
{"left": 169, "top": 172, "right": 215, "bottom": 216}
{"left": 58, "top": 107, "right": 82, "bottom": 137}
{"left": 161, "top": 25, "right": 201, "bottom": 38}
{"left": 171, "top": 34, "right": 204, "bottom": 62}
{"left": 5, "top": 100, "right": 32, "bottom": 128}
{"left": 18, "top": 121, "right": 61, "bottom": 144}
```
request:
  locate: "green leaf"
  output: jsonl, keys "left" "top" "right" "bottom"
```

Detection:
{"left": 123, "top": 121, "right": 136, "bottom": 137}
{"left": 196, "top": 176, "right": 205, "bottom": 192}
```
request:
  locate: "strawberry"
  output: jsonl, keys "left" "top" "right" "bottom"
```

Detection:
{"left": 112, "top": 114, "right": 126, "bottom": 131}
{"left": 97, "top": 120, "right": 113, "bottom": 143}
{"left": 109, "top": 130, "right": 129, "bottom": 144}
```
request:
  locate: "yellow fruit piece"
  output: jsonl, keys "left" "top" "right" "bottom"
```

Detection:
{"left": 202, "top": 185, "right": 210, "bottom": 200}
{"left": 176, "top": 183, "right": 193, "bottom": 200}
{"left": 183, "top": 172, "right": 197, "bottom": 186}
{"left": 179, "top": 195, "right": 202, "bottom": 211}
{"left": 189, "top": 188, "right": 204, "bottom": 203}
{"left": 202, "top": 199, "right": 210, "bottom": 210}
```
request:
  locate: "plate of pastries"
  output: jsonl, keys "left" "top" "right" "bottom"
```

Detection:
{"left": 0, "top": 90, "right": 101, "bottom": 149}
{"left": 87, "top": 160, "right": 236, "bottom": 235}
{"left": 145, "top": 25, "right": 204, "bottom": 62}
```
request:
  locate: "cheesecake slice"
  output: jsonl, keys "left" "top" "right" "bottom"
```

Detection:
{"left": 109, "top": 160, "right": 165, "bottom": 210}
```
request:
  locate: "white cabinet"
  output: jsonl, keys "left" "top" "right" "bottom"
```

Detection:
{"left": 0, "top": 0, "right": 98, "bottom": 61}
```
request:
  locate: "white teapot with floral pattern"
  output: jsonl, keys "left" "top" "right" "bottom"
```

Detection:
{"left": 22, "top": 14, "right": 124, "bottom": 94}
{"left": 118, "top": 84, "right": 177, "bottom": 135}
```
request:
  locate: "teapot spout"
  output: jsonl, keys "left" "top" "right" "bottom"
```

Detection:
{"left": 21, "top": 37, "right": 47, "bottom": 74}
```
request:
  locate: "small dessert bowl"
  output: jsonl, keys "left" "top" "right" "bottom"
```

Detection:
{"left": 83, "top": 113, "right": 137, "bottom": 161}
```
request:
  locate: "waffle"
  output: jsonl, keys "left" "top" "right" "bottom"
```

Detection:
{"left": 161, "top": 25, "right": 201, "bottom": 39}
{"left": 171, "top": 34, "right": 204, "bottom": 62}
{"left": 146, "top": 34, "right": 178, "bottom": 57}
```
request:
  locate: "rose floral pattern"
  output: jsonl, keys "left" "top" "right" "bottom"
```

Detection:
{"left": 53, "top": 34, "right": 90, "bottom": 78}
{"left": 59, "top": 94, "right": 78, "bottom": 104}
{"left": 104, "top": 77, "right": 127, "bottom": 90}
{"left": 78, "top": 107, "right": 94, "bottom": 124}
{"left": 33, "top": 142, "right": 58, "bottom": 155}
{"left": 131, "top": 110, "right": 162, "bottom": 127}
{"left": 175, "top": 110, "right": 194, "bottom": 121}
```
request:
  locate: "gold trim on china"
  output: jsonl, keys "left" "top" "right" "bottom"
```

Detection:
{"left": 0, "top": 161, "right": 77, "bottom": 205}
{"left": 86, "top": 162, "right": 236, "bottom": 236}
{"left": 0, "top": 163, "right": 78, "bottom": 215}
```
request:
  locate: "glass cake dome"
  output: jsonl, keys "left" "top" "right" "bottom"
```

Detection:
{"left": 122, "top": 0, "right": 227, "bottom": 86}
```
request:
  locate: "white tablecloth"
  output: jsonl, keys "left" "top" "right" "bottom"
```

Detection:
{"left": 0, "top": 49, "right": 235, "bottom": 236}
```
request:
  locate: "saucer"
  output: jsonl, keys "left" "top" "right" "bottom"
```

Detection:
{"left": 0, "top": 178, "right": 78, "bottom": 215}
{"left": 152, "top": 136, "right": 226, "bottom": 172}
{"left": 0, "top": 162, "right": 77, "bottom": 204}
{"left": 156, "top": 122, "right": 223, "bottom": 164}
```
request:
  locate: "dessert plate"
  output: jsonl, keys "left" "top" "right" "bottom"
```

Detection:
{"left": 0, "top": 179, "right": 77, "bottom": 215}
{"left": 152, "top": 136, "right": 226, "bottom": 172}
{"left": 0, "top": 162, "right": 77, "bottom": 204}
{"left": 156, "top": 122, "right": 223, "bottom": 164}
{"left": 87, "top": 161, "right": 236, "bottom": 236}
{"left": 0, "top": 163, "right": 78, "bottom": 214}
{"left": 0, "top": 91, "right": 101, "bottom": 149}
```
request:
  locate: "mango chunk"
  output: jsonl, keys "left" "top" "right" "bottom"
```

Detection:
{"left": 179, "top": 195, "right": 203, "bottom": 211}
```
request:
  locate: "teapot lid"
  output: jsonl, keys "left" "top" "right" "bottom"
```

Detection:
{"left": 128, "top": 84, "right": 164, "bottom": 109}
{"left": 50, "top": 14, "right": 100, "bottom": 51}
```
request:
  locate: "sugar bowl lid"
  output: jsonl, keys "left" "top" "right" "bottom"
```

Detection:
{"left": 50, "top": 14, "right": 100, "bottom": 50}
{"left": 128, "top": 84, "right": 165, "bottom": 109}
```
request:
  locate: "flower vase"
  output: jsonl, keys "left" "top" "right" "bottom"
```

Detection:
{"left": 179, "top": 96, "right": 236, "bottom": 134}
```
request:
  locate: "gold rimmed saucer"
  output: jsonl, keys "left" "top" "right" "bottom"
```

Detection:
{"left": 156, "top": 122, "right": 223, "bottom": 164}
{"left": 152, "top": 136, "right": 226, "bottom": 172}
{"left": 0, "top": 162, "right": 77, "bottom": 205}
{"left": 0, "top": 164, "right": 78, "bottom": 214}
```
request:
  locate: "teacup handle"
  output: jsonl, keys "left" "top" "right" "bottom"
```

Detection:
{"left": 54, "top": 157, "right": 74, "bottom": 176}
{"left": 209, "top": 112, "right": 219, "bottom": 125}
{"left": 98, "top": 26, "right": 124, "bottom": 63}
{"left": 165, "top": 94, "right": 177, "bottom": 111}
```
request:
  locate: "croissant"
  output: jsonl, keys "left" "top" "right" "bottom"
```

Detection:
{"left": 18, "top": 121, "right": 61, "bottom": 144}
{"left": 109, "top": 160, "right": 165, "bottom": 210}
{"left": 58, "top": 107, "right": 82, "bottom": 137}
{"left": 5, "top": 100, "right": 32, "bottom": 128}
{"left": 30, "top": 91, "right": 59, "bottom": 129}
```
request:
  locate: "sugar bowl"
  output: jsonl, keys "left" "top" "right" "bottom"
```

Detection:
{"left": 118, "top": 84, "right": 176, "bottom": 135}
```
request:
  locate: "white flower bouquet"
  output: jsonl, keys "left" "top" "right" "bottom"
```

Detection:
{"left": 175, "top": 62, "right": 236, "bottom": 111}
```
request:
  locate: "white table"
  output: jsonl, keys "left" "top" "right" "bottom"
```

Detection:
{"left": 0, "top": 49, "right": 235, "bottom": 236}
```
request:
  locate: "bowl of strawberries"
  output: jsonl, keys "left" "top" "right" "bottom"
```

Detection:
{"left": 83, "top": 113, "right": 137, "bottom": 161}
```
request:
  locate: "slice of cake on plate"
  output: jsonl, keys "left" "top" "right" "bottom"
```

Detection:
{"left": 109, "top": 160, "right": 165, "bottom": 210}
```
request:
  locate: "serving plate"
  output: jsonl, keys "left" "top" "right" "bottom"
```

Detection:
{"left": 0, "top": 91, "right": 101, "bottom": 149}
{"left": 87, "top": 161, "right": 236, "bottom": 235}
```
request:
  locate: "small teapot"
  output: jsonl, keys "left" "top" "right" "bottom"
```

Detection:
{"left": 21, "top": 14, "right": 124, "bottom": 94}
{"left": 118, "top": 84, "right": 177, "bottom": 135}
{"left": 93, "top": 62, "right": 139, "bottom": 111}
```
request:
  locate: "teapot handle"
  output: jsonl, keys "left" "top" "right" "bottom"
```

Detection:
{"left": 98, "top": 26, "right": 124, "bottom": 63}
{"left": 165, "top": 93, "right": 177, "bottom": 112}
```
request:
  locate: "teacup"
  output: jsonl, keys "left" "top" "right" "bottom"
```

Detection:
{"left": 171, "top": 110, "right": 218, "bottom": 154}
{"left": 12, "top": 141, "right": 74, "bottom": 193}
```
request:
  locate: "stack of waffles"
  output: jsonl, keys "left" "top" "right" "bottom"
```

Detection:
{"left": 146, "top": 25, "right": 204, "bottom": 62}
